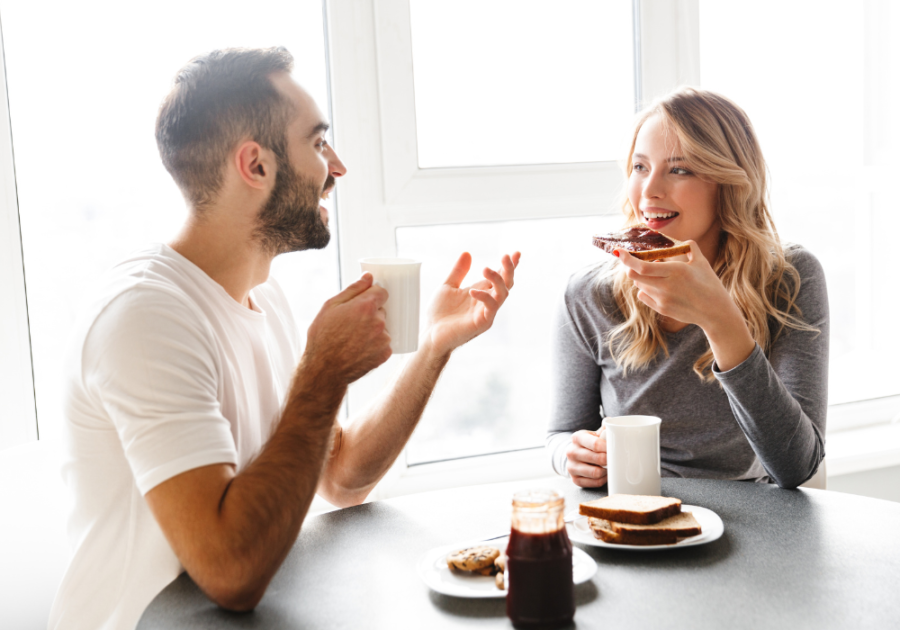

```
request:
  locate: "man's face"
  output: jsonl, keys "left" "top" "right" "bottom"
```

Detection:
{"left": 254, "top": 75, "right": 345, "bottom": 256}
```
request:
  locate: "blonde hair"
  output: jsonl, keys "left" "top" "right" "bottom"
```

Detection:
{"left": 605, "top": 87, "right": 817, "bottom": 381}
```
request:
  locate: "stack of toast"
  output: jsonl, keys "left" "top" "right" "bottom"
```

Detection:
{"left": 578, "top": 495, "right": 702, "bottom": 546}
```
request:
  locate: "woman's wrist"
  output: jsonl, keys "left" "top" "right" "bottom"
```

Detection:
{"left": 701, "top": 301, "right": 756, "bottom": 372}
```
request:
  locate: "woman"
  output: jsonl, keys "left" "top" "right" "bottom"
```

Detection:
{"left": 546, "top": 88, "right": 828, "bottom": 489}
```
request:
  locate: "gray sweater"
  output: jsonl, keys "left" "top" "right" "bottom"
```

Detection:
{"left": 546, "top": 245, "right": 828, "bottom": 489}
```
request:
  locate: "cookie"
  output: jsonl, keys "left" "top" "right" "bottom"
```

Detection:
{"left": 446, "top": 546, "right": 501, "bottom": 571}
{"left": 474, "top": 564, "right": 499, "bottom": 576}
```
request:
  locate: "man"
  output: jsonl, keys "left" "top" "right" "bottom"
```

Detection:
{"left": 48, "top": 47, "right": 519, "bottom": 630}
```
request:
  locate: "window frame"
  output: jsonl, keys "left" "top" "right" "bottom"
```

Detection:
{"left": 0, "top": 19, "right": 37, "bottom": 450}
{"left": 325, "top": 0, "right": 703, "bottom": 497}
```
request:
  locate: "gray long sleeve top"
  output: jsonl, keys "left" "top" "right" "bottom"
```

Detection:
{"left": 546, "top": 245, "right": 828, "bottom": 489}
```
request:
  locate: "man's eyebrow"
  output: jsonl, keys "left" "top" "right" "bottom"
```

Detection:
{"left": 633, "top": 153, "right": 686, "bottom": 162}
{"left": 306, "top": 121, "right": 330, "bottom": 139}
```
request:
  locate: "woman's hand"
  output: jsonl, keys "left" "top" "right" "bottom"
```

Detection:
{"left": 566, "top": 429, "right": 608, "bottom": 488}
{"left": 615, "top": 241, "right": 730, "bottom": 329}
{"left": 615, "top": 241, "right": 755, "bottom": 371}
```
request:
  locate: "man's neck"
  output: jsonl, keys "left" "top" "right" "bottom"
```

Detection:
{"left": 169, "top": 214, "right": 273, "bottom": 309}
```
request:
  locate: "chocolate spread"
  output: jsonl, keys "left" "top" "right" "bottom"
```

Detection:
{"left": 592, "top": 226, "right": 675, "bottom": 253}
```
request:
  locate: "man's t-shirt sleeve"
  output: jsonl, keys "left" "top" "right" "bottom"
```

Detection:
{"left": 81, "top": 285, "right": 238, "bottom": 495}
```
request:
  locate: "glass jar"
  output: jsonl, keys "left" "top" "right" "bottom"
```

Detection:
{"left": 505, "top": 489, "right": 575, "bottom": 628}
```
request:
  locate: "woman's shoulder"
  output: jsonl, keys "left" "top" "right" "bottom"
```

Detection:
{"left": 782, "top": 243, "right": 825, "bottom": 282}
{"left": 776, "top": 243, "right": 829, "bottom": 325}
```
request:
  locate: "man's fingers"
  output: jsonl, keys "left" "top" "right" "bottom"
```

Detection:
{"left": 367, "top": 283, "right": 389, "bottom": 309}
{"left": 482, "top": 267, "right": 509, "bottom": 302}
{"left": 469, "top": 289, "right": 500, "bottom": 314}
{"left": 326, "top": 273, "right": 375, "bottom": 307}
{"left": 499, "top": 252, "right": 520, "bottom": 290}
{"left": 444, "top": 252, "right": 472, "bottom": 289}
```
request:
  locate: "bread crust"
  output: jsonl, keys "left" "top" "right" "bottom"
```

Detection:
{"left": 579, "top": 495, "right": 682, "bottom": 525}
{"left": 609, "top": 511, "right": 702, "bottom": 537}
{"left": 588, "top": 518, "right": 679, "bottom": 545}
{"left": 591, "top": 237, "right": 691, "bottom": 261}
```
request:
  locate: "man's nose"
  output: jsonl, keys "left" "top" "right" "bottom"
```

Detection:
{"left": 328, "top": 146, "right": 347, "bottom": 178}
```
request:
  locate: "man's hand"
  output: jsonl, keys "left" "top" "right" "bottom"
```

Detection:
{"left": 304, "top": 272, "right": 392, "bottom": 385}
{"left": 423, "top": 251, "right": 521, "bottom": 357}
{"left": 566, "top": 429, "right": 608, "bottom": 488}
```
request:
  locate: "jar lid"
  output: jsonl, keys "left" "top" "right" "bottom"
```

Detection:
{"left": 511, "top": 489, "right": 564, "bottom": 509}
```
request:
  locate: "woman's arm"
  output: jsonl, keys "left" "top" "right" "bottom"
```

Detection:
{"left": 712, "top": 249, "right": 828, "bottom": 488}
{"left": 617, "top": 244, "right": 828, "bottom": 488}
{"left": 547, "top": 270, "right": 609, "bottom": 487}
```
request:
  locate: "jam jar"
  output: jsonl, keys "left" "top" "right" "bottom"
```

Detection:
{"left": 506, "top": 489, "right": 575, "bottom": 628}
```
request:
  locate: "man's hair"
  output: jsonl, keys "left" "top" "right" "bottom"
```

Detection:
{"left": 155, "top": 47, "right": 295, "bottom": 209}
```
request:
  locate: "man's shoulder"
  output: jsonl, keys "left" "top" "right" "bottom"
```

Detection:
{"left": 73, "top": 246, "right": 215, "bottom": 355}
{"left": 86, "top": 247, "right": 200, "bottom": 316}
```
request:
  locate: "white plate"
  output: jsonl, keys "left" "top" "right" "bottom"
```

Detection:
{"left": 567, "top": 504, "right": 724, "bottom": 551}
{"left": 418, "top": 537, "right": 598, "bottom": 599}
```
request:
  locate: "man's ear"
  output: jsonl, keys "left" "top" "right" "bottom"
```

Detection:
{"left": 233, "top": 140, "right": 274, "bottom": 191}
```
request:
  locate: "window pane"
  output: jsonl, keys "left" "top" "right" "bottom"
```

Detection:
{"left": 397, "top": 215, "right": 623, "bottom": 464}
{"left": 699, "top": 0, "right": 900, "bottom": 406}
{"left": 1, "top": 0, "right": 337, "bottom": 440}
{"left": 409, "top": 0, "right": 635, "bottom": 168}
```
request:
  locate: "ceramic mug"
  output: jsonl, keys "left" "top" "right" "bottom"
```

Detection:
{"left": 603, "top": 415, "right": 662, "bottom": 496}
{"left": 359, "top": 258, "right": 421, "bottom": 354}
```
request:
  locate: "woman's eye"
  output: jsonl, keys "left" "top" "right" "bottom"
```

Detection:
{"left": 672, "top": 167, "right": 691, "bottom": 175}
{"left": 633, "top": 163, "right": 646, "bottom": 172}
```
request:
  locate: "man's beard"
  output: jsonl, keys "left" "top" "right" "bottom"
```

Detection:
{"left": 254, "top": 155, "right": 332, "bottom": 256}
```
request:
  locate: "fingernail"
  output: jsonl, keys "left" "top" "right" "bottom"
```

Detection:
{"left": 613, "top": 250, "right": 620, "bottom": 258}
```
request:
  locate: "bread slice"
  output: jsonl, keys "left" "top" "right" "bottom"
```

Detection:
{"left": 588, "top": 518, "right": 678, "bottom": 546}
{"left": 579, "top": 495, "right": 682, "bottom": 525}
{"left": 592, "top": 225, "right": 690, "bottom": 261}
{"left": 609, "top": 511, "right": 702, "bottom": 538}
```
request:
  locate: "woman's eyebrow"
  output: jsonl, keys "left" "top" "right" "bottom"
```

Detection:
{"left": 633, "top": 153, "right": 685, "bottom": 162}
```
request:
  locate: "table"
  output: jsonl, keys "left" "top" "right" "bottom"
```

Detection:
{"left": 138, "top": 477, "right": 900, "bottom": 629}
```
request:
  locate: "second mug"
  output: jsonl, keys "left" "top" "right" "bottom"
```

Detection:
{"left": 603, "top": 415, "right": 662, "bottom": 496}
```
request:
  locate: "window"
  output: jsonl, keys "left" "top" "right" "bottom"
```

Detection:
{"left": 408, "top": 0, "right": 635, "bottom": 167}
{"left": 698, "top": 0, "right": 900, "bottom": 415}
{"left": 328, "top": 0, "right": 898, "bottom": 498}
{"left": 327, "top": 0, "right": 674, "bottom": 494}
{"left": 0, "top": 0, "right": 339, "bottom": 447}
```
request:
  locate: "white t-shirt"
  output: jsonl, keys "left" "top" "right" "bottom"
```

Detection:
{"left": 48, "top": 244, "right": 303, "bottom": 630}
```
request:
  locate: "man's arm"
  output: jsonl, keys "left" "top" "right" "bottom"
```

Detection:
{"left": 317, "top": 251, "right": 520, "bottom": 507}
{"left": 144, "top": 274, "right": 390, "bottom": 611}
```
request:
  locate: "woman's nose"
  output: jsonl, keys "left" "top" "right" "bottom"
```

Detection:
{"left": 643, "top": 170, "right": 665, "bottom": 199}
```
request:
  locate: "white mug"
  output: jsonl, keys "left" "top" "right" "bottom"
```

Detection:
{"left": 359, "top": 258, "right": 421, "bottom": 354}
{"left": 603, "top": 415, "right": 662, "bottom": 496}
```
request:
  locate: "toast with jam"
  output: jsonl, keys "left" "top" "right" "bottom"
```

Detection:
{"left": 592, "top": 225, "right": 691, "bottom": 261}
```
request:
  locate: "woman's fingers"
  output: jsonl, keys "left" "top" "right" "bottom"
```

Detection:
{"left": 615, "top": 249, "right": 670, "bottom": 277}
{"left": 572, "top": 430, "right": 606, "bottom": 453}
{"left": 568, "top": 445, "right": 607, "bottom": 467}
{"left": 571, "top": 472, "right": 608, "bottom": 488}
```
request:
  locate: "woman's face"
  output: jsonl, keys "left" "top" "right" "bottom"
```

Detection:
{"left": 627, "top": 114, "right": 720, "bottom": 258}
